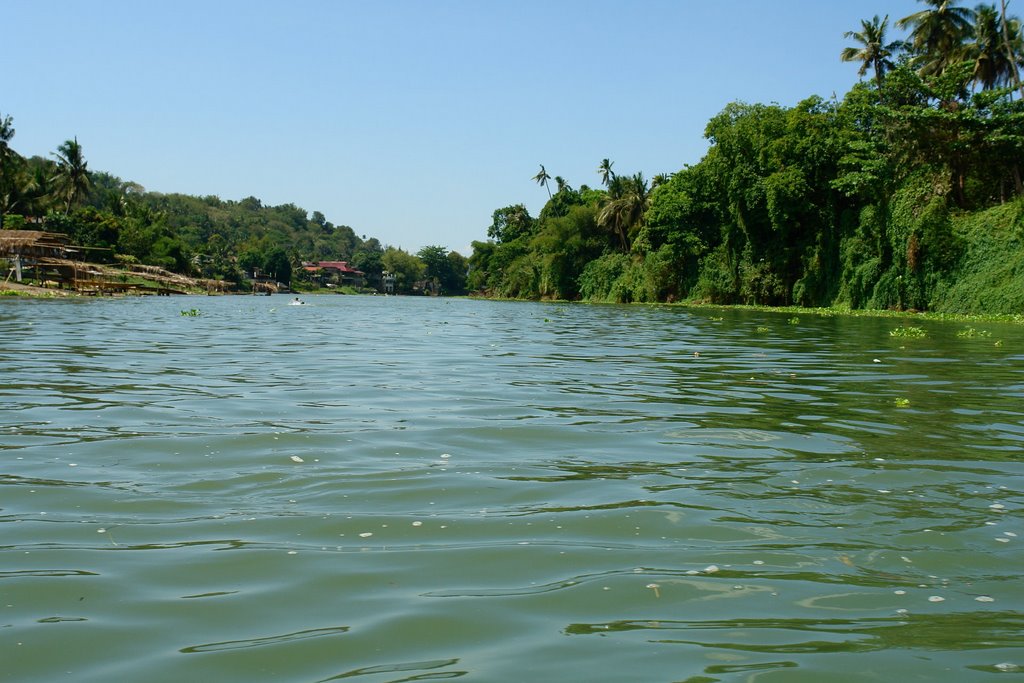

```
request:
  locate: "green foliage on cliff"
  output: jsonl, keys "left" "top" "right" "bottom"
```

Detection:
{"left": 470, "top": 62, "right": 1024, "bottom": 313}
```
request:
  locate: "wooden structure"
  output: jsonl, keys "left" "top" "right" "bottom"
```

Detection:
{"left": 1, "top": 230, "right": 187, "bottom": 295}
{"left": 1, "top": 231, "right": 79, "bottom": 284}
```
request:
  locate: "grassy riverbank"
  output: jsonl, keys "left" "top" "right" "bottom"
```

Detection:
{"left": 669, "top": 301, "right": 1024, "bottom": 325}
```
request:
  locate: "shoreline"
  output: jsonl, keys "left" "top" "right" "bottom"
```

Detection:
{"left": 467, "top": 294, "right": 1024, "bottom": 325}
{"left": 5, "top": 283, "right": 1021, "bottom": 325}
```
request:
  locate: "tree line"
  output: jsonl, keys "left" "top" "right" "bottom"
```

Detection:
{"left": 0, "top": 120, "right": 467, "bottom": 294}
{"left": 3, "top": 0, "right": 1021, "bottom": 309}
{"left": 468, "top": 0, "right": 1024, "bottom": 313}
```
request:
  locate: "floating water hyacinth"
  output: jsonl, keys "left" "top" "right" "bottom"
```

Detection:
{"left": 956, "top": 327, "right": 991, "bottom": 338}
{"left": 890, "top": 326, "right": 926, "bottom": 338}
{"left": 894, "top": 398, "right": 911, "bottom": 408}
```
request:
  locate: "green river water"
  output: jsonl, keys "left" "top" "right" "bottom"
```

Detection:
{"left": 1, "top": 295, "right": 1022, "bottom": 682}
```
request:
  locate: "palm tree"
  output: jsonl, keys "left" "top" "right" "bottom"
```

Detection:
{"left": 998, "top": 0, "right": 1024, "bottom": 98}
{"left": 52, "top": 137, "right": 91, "bottom": 213}
{"left": 0, "top": 113, "right": 13, "bottom": 159}
{"left": 598, "top": 172, "right": 649, "bottom": 252}
{"left": 969, "top": 4, "right": 1021, "bottom": 90}
{"left": 23, "top": 164, "right": 55, "bottom": 217}
{"left": 0, "top": 114, "right": 14, "bottom": 221}
{"left": 0, "top": 113, "right": 27, "bottom": 228}
{"left": 554, "top": 176, "right": 572, "bottom": 194}
{"left": 898, "top": 0, "right": 974, "bottom": 76}
{"left": 840, "top": 15, "right": 903, "bottom": 90}
{"left": 532, "top": 164, "right": 551, "bottom": 199}
{"left": 597, "top": 158, "right": 615, "bottom": 187}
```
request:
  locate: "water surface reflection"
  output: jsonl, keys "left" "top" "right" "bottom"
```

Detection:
{"left": 0, "top": 296, "right": 1021, "bottom": 681}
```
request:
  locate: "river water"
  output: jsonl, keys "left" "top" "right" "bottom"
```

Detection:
{"left": 1, "top": 295, "right": 1022, "bottom": 682}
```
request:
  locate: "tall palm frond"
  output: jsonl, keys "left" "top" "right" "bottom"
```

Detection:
{"left": 597, "top": 158, "right": 615, "bottom": 187}
{"left": 597, "top": 172, "right": 649, "bottom": 252}
{"left": 52, "top": 137, "right": 91, "bottom": 214}
{"left": 841, "top": 15, "right": 902, "bottom": 90}
{"left": 898, "top": 0, "right": 974, "bottom": 76}
{"left": 969, "top": 4, "right": 1020, "bottom": 90}
{"left": 998, "top": 0, "right": 1024, "bottom": 97}
{"left": 532, "top": 164, "right": 551, "bottom": 199}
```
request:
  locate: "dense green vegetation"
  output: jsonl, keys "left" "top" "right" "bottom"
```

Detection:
{"left": 0, "top": 117, "right": 467, "bottom": 294}
{"left": 469, "top": 1, "right": 1024, "bottom": 314}
{"left": 3, "top": 0, "right": 1022, "bottom": 311}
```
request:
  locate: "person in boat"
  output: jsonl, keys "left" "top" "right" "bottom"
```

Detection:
{"left": 291, "top": 297, "right": 305, "bottom": 305}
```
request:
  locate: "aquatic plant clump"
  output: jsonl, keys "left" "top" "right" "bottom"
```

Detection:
{"left": 890, "top": 326, "right": 926, "bottom": 338}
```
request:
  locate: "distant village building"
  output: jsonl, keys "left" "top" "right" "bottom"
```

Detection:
{"left": 250, "top": 267, "right": 281, "bottom": 294}
{"left": 381, "top": 270, "right": 396, "bottom": 294}
{"left": 302, "top": 261, "right": 365, "bottom": 288}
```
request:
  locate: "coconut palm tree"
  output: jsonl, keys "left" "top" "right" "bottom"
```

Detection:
{"left": 651, "top": 173, "right": 673, "bottom": 189}
{"left": 0, "top": 114, "right": 13, "bottom": 160}
{"left": 841, "top": 15, "right": 903, "bottom": 90}
{"left": 898, "top": 0, "right": 974, "bottom": 76}
{"left": 532, "top": 164, "right": 551, "bottom": 199}
{"left": 598, "top": 172, "right": 649, "bottom": 253}
{"left": 0, "top": 113, "right": 27, "bottom": 227}
{"left": 998, "top": 0, "right": 1024, "bottom": 98}
{"left": 0, "top": 114, "right": 14, "bottom": 218}
{"left": 597, "top": 158, "right": 615, "bottom": 187}
{"left": 52, "top": 137, "right": 91, "bottom": 213}
{"left": 969, "top": 3, "right": 1021, "bottom": 90}
{"left": 4, "top": 162, "right": 57, "bottom": 223}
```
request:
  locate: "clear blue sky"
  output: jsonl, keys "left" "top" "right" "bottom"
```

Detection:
{"left": 6, "top": 0, "right": 924, "bottom": 255}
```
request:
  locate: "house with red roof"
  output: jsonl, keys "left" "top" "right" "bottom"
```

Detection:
{"left": 301, "top": 261, "right": 365, "bottom": 288}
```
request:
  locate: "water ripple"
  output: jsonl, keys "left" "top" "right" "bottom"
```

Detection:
{"left": 181, "top": 626, "right": 350, "bottom": 653}
{"left": 1, "top": 296, "right": 1021, "bottom": 682}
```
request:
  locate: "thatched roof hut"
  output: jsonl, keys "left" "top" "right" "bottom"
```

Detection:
{"left": 0, "top": 231, "right": 75, "bottom": 259}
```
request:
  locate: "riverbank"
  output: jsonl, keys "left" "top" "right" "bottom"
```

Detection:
{"left": 668, "top": 301, "right": 1024, "bottom": 325}
{"left": 7, "top": 281, "right": 1021, "bottom": 329}
{"left": 1, "top": 281, "right": 78, "bottom": 297}
{"left": 467, "top": 292, "right": 1024, "bottom": 326}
